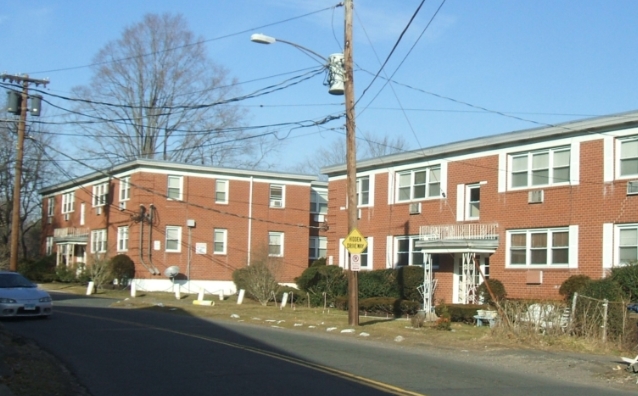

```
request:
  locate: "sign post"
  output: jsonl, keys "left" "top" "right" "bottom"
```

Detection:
{"left": 342, "top": 228, "right": 367, "bottom": 326}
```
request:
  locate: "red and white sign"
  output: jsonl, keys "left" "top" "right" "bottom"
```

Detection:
{"left": 350, "top": 254, "right": 361, "bottom": 271}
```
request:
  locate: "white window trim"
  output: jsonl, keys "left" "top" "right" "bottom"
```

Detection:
{"left": 45, "top": 237, "right": 53, "bottom": 255}
{"left": 395, "top": 165, "right": 442, "bottom": 203}
{"left": 213, "top": 229, "right": 227, "bottom": 255}
{"left": 92, "top": 183, "right": 108, "bottom": 207}
{"left": 613, "top": 223, "right": 638, "bottom": 267}
{"left": 507, "top": 147, "right": 572, "bottom": 190}
{"left": 338, "top": 237, "right": 373, "bottom": 270}
{"left": 62, "top": 192, "right": 75, "bottom": 214}
{"left": 356, "top": 175, "right": 373, "bottom": 207}
{"left": 90, "top": 229, "right": 107, "bottom": 253}
{"left": 394, "top": 235, "right": 430, "bottom": 267}
{"left": 615, "top": 136, "right": 638, "bottom": 180}
{"left": 165, "top": 226, "right": 182, "bottom": 253}
{"left": 119, "top": 177, "right": 131, "bottom": 201}
{"left": 309, "top": 236, "right": 327, "bottom": 260}
{"left": 47, "top": 197, "right": 54, "bottom": 217}
{"left": 310, "top": 190, "right": 328, "bottom": 215}
{"left": 269, "top": 184, "right": 285, "bottom": 208}
{"left": 167, "top": 175, "right": 183, "bottom": 201}
{"left": 117, "top": 226, "right": 129, "bottom": 252}
{"left": 268, "top": 231, "right": 284, "bottom": 257}
{"left": 505, "top": 227, "right": 573, "bottom": 268}
{"left": 215, "top": 179, "right": 229, "bottom": 204}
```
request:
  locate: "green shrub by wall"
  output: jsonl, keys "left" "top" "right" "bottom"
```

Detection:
{"left": 559, "top": 274, "right": 591, "bottom": 301}
{"left": 477, "top": 278, "right": 507, "bottom": 305}
{"left": 397, "top": 266, "right": 424, "bottom": 301}
{"left": 608, "top": 262, "right": 638, "bottom": 301}
{"left": 435, "top": 304, "right": 486, "bottom": 323}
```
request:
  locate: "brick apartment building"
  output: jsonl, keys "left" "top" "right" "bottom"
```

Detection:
{"left": 40, "top": 159, "right": 327, "bottom": 294}
{"left": 322, "top": 110, "right": 638, "bottom": 306}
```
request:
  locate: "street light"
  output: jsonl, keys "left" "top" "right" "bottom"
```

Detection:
{"left": 250, "top": 5, "right": 359, "bottom": 326}
{"left": 250, "top": 33, "right": 345, "bottom": 96}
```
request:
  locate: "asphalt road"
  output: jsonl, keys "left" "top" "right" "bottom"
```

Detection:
{"left": 2, "top": 292, "right": 634, "bottom": 396}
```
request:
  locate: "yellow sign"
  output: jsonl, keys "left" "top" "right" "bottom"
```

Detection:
{"left": 342, "top": 228, "right": 368, "bottom": 254}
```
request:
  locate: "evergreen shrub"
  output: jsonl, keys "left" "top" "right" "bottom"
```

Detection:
{"left": 559, "top": 275, "right": 591, "bottom": 301}
{"left": 477, "top": 278, "right": 507, "bottom": 305}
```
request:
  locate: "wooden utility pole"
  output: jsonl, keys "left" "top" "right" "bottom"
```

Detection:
{"left": 1, "top": 74, "right": 48, "bottom": 272}
{"left": 344, "top": 0, "right": 359, "bottom": 326}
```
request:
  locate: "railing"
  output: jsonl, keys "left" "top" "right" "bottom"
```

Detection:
{"left": 54, "top": 227, "right": 89, "bottom": 238}
{"left": 419, "top": 223, "right": 498, "bottom": 241}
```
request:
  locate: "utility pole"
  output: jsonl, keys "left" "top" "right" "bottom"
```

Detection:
{"left": 344, "top": 0, "right": 359, "bottom": 326}
{"left": 2, "top": 74, "right": 48, "bottom": 272}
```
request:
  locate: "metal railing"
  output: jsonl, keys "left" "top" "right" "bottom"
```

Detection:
{"left": 419, "top": 223, "right": 498, "bottom": 241}
{"left": 53, "top": 227, "right": 89, "bottom": 238}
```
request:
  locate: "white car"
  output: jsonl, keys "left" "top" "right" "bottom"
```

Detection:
{"left": 0, "top": 272, "right": 52, "bottom": 318}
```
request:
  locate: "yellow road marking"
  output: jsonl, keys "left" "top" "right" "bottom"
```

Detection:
{"left": 59, "top": 309, "right": 425, "bottom": 396}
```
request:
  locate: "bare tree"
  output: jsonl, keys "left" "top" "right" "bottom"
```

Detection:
{"left": 70, "top": 13, "right": 269, "bottom": 168}
{"left": 0, "top": 121, "right": 59, "bottom": 267}
{"left": 293, "top": 130, "right": 408, "bottom": 177}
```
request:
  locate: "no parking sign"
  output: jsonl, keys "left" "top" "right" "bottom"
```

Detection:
{"left": 350, "top": 253, "right": 361, "bottom": 271}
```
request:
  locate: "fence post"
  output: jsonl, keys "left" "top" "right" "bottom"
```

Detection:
{"left": 602, "top": 299, "right": 608, "bottom": 343}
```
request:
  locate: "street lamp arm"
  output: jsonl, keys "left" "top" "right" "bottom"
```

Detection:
{"left": 250, "top": 33, "right": 328, "bottom": 65}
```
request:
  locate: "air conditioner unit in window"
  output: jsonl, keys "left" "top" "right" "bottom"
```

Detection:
{"left": 528, "top": 190, "right": 544, "bottom": 204}
{"left": 96, "top": 206, "right": 102, "bottom": 215}
{"left": 271, "top": 200, "right": 282, "bottom": 208}
{"left": 627, "top": 180, "right": 638, "bottom": 195}
{"left": 47, "top": 216, "right": 52, "bottom": 224}
{"left": 409, "top": 202, "right": 421, "bottom": 215}
{"left": 314, "top": 214, "right": 325, "bottom": 223}
{"left": 119, "top": 201, "right": 126, "bottom": 211}
{"left": 64, "top": 213, "right": 69, "bottom": 221}
{"left": 357, "top": 209, "right": 362, "bottom": 219}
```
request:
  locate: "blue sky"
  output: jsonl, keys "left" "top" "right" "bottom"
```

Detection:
{"left": 2, "top": 0, "right": 638, "bottom": 174}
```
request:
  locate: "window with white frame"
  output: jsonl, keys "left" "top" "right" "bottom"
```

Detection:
{"left": 45, "top": 237, "right": 53, "bottom": 255}
{"left": 117, "top": 226, "right": 129, "bottom": 252}
{"left": 214, "top": 229, "right": 227, "bottom": 254}
{"left": 510, "top": 148, "right": 570, "bottom": 188}
{"left": 467, "top": 184, "right": 480, "bottom": 220}
{"left": 357, "top": 176, "right": 369, "bottom": 206}
{"left": 119, "top": 177, "right": 130, "bottom": 201}
{"left": 268, "top": 232, "right": 284, "bottom": 256}
{"left": 309, "top": 236, "right": 327, "bottom": 259}
{"left": 339, "top": 237, "right": 373, "bottom": 269}
{"left": 62, "top": 192, "right": 75, "bottom": 213}
{"left": 310, "top": 190, "right": 328, "bottom": 214}
{"left": 508, "top": 228, "right": 569, "bottom": 267}
{"left": 47, "top": 197, "right": 54, "bottom": 217}
{"left": 215, "top": 180, "right": 228, "bottom": 203}
{"left": 397, "top": 166, "right": 441, "bottom": 202}
{"left": 91, "top": 229, "right": 107, "bottom": 253}
{"left": 618, "top": 226, "right": 638, "bottom": 265}
{"left": 619, "top": 138, "right": 638, "bottom": 177}
{"left": 395, "top": 236, "right": 428, "bottom": 266}
{"left": 92, "top": 183, "right": 108, "bottom": 207}
{"left": 165, "top": 226, "right": 182, "bottom": 252}
{"left": 167, "top": 175, "right": 182, "bottom": 200}
{"left": 269, "top": 184, "right": 284, "bottom": 208}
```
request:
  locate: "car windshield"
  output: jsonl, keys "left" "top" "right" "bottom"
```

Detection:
{"left": 0, "top": 274, "right": 35, "bottom": 288}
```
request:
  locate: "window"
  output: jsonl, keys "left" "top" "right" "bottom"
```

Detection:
{"left": 620, "top": 138, "right": 638, "bottom": 177}
{"left": 357, "top": 176, "right": 369, "bottom": 206}
{"left": 339, "top": 237, "right": 373, "bottom": 269}
{"left": 92, "top": 183, "right": 108, "bottom": 207}
{"left": 62, "top": 192, "right": 75, "bottom": 213}
{"left": 309, "top": 236, "right": 327, "bottom": 259}
{"left": 397, "top": 166, "right": 441, "bottom": 202}
{"left": 119, "top": 177, "right": 130, "bottom": 201}
{"left": 215, "top": 180, "right": 228, "bottom": 203}
{"left": 117, "top": 226, "right": 129, "bottom": 252}
{"left": 467, "top": 184, "right": 480, "bottom": 219}
{"left": 47, "top": 197, "right": 54, "bottom": 217}
{"left": 270, "top": 184, "right": 284, "bottom": 208}
{"left": 510, "top": 148, "right": 570, "bottom": 188}
{"left": 91, "top": 229, "right": 107, "bottom": 253}
{"left": 214, "top": 229, "right": 227, "bottom": 254}
{"left": 45, "top": 237, "right": 53, "bottom": 256}
{"left": 619, "top": 227, "right": 638, "bottom": 264}
{"left": 395, "top": 236, "right": 430, "bottom": 267}
{"left": 310, "top": 190, "right": 328, "bottom": 214}
{"left": 165, "top": 226, "right": 182, "bottom": 252}
{"left": 167, "top": 176, "right": 182, "bottom": 200}
{"left": 268, "top": 232, "right": 284, "bottom": 256}
{"left": 507, "top": 228, "right": 569, "bottom": 267}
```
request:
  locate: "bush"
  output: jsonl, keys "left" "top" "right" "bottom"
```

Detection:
{"left": 87, "top": 257, "right": 113, "bottom": 289}
{"left": 55, "top": 264, "right": 78, "bottom": 283}
{"left": 295, "top": 260, "right": 346, "bottom": 307}
{"left": 275, "top": 286, "right": 304, "bottom": 305}
{"left": 18, "top": 255, "right": 56, "bottom": 282}
{"left": 110, "top": 254, "right": 135, "bottom": 286}
{"left": 434, "top": 304, "right": 485, "bottom": 323}
{"left": 358, "top": 269, "right": 399, "bottom": 299}
{"left": 579, "top": 278, "right": 627, "bottom": 339}
{"left": 434, "top": 305, "right": 452, "bottom": 331}
{"left": 357, "top": 297, "right": 420, "bottom": 317}
{"left": 559, "top": 275, "right": 591, "bottom": 301}
{"left": 608, "top": 262, "right": 638, "bottom": 301}
{"left": 396, "top": 266, "right": 424, "bottom": 301}
{"left": 477, "top": 278, "right": 507, "bottom": 305}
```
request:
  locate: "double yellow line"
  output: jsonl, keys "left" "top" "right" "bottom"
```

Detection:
{"left": 61, "top": 310, "right": 425, "bottom": 396}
